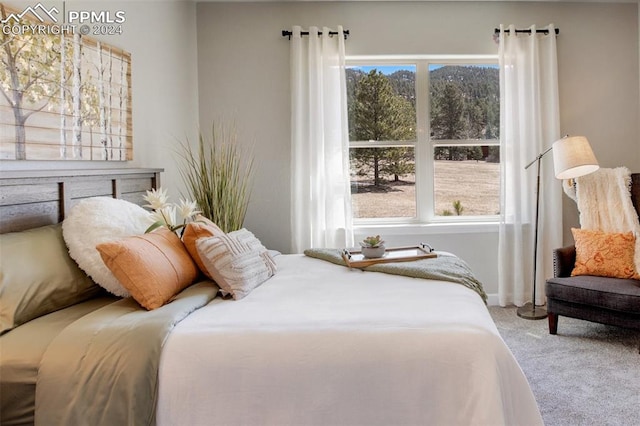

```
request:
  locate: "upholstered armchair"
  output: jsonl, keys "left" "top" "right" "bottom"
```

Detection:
{"left": 545, "top": 173, "right": 640, "bottom": 335}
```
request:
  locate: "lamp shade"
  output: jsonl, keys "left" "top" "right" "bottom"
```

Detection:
{"left": 552, "top": 136, "right": 599, "bottom": 180}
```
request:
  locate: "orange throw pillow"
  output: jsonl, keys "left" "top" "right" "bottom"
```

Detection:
{"left": 182, "top": 216, "right": 223, "bottom": 278}
{"left": 571, "top": 228, "right": 640, "bottom": 280}
{"left": 96, "top": 227, "right": 198, "bottom": 310}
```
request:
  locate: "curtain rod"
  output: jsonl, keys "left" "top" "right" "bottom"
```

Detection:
{"left": 282, "top": 29, "right": 350, "bottom": 40}
{"left": 494, "top": 28, "right": 559, "bottom": 35}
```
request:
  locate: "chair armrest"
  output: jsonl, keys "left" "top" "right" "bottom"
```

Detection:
{"left": 553, "top": 246, "right": 576, "bottom": 278}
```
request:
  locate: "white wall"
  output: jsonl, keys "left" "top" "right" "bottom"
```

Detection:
{"left": 196, "top": 1, "right": 639, "bottom": 297}
{"left": 0, "top": 1, "right": 201, "bottom": 201}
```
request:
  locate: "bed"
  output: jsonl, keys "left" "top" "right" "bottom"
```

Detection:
{"left": 0, "top": 168, "right": 543, "bottom": 426}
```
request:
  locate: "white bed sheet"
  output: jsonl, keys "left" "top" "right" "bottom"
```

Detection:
{"left": 157, "top": 254, "right": 542, "bottom": 426}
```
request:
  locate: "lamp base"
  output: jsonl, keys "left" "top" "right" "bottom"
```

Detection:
{"left": 516, "top": 303, "right": 548, "bottom": 320}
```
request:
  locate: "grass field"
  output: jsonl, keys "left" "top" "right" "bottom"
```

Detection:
{"left": 351, "top": 160, "right": 500, "bottom": 218}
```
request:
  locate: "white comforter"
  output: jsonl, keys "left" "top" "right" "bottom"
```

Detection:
{"left": 157, "top": 254, "right": 542, "bottom": 426}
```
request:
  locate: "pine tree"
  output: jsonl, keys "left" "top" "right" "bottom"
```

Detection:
{"left": 431, "top": 82, "right": 465, "bottom": 141}
{"left": 350, "top": 70, "right": 415, "bottom": 186}
{"left": 430, "top": 65, "right": 500, "bottom": 162}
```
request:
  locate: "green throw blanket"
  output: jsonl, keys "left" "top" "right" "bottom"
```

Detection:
{"left": 304, "top": 248, "right": 487, "bottom": 303}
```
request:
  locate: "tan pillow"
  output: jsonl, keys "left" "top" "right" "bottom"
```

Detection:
{"left": 0, "top": 224, "right": 101, "bottom": 334}
{"left": 182, "top": 216, "right": 223, "bottom": 277}
{"left": 96, "top": 228, "right": 199, "bottom": 310}
{"left": 196, "top": 229, "right": 276, "bottom": 300}
{"left": 571, "top": 228, "right": 640, "bottom": 280}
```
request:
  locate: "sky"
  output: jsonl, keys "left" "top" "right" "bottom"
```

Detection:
{"left": 348, "top": 64, "right": 499, "bottom": 75}
{"left": 349, "top": 65, "right": 416, "bottom": 75}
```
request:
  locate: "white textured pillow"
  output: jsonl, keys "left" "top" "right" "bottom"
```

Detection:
{"left": 62, "top": 197, "right": 153, "bottom": 297}
{"left": 196, "top": 229, "right": 276, "bottom": 300}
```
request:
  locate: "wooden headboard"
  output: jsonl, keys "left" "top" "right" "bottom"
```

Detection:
{"left": 0, "top": 168, "right": 162, "bottom": 233}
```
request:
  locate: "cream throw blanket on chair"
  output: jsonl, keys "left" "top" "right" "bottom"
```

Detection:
{"left": 565, "top": 166, "right": 640, "bottom": 272}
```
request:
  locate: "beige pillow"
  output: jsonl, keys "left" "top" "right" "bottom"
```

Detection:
{"left": 0, "top": 224, "right": 101, "bottom": 334}
{"left": 96, "top": 228, "right": 199, "bottom": 310}
{"left": 196, "top": 229, "right": 276, "bottom": 300}
{"left": 182, "top": 216, "right": 224, "bottom": 277}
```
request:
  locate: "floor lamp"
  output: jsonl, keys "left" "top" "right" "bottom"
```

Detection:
{"left": 517, "top": 135, "right": 599, "bottom": 320}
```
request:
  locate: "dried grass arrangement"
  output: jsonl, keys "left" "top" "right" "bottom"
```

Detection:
{"left": 176, "top": 122, "right": 254, "bottom": 233}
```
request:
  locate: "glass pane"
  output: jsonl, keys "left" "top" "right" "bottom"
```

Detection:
{"left": 350, "top": 146, "right": 416, "bottom": 219}
{"left": 429, "top": 64, "right": 499, "bottom": 140}
{"left": 433, "top": 146, "right": 500, "bottom": 216}
{"left": 346, "top": 65, "right": 416, "bottom": 141}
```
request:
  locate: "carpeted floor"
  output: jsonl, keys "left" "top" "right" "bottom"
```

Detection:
{"left": 489, "top": 306, "right": 640, "bottom": 426}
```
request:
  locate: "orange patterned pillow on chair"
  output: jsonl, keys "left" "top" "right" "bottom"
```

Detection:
{"left": 571, "top": 228, "right": 640, "bottom": 280}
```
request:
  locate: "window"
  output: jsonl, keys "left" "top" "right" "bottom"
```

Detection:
{"left": 346, "top": 57, "right": 500, "bottom": 224}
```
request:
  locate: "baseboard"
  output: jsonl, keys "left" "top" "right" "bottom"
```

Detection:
{"left": 487, "top": 293, "right": 500, "bottom": 306}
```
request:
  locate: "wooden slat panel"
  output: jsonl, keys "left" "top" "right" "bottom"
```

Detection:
{"left": 118, "top": 177, "right": 156, "bottom": 194}
{"left": 0, "top": 168, "right": 161, "bottom": 180}
{"left": 0, "top": 183, "right": 59, "bottom": 206}
{"left": 121, "top": 192, "right": 148, "bottom": 206}
{"left": 67, "top": 190, "right": 149, "bottom": 208}
{"left": 67, "top": 180, "right": 114, "bottom": 200}
{"left": 0, "top": 168, "right": 163, "bottom": 233}
{"left": 0, "top": 201, "right": 60, "bottom": 233}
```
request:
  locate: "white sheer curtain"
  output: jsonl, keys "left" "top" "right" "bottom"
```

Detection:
{"left": 498, "top": 24, "right": 563, "bottom": 306}
{"left": 290, "top": 25, "right": 353, "bottom": 252}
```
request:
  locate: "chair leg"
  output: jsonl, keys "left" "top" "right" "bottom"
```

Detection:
{"left": 548, "top": 312, "right": 558, "bottom": 335}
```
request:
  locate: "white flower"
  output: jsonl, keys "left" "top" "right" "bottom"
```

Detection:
{"left": 150, "top": 205, "right": 177, "bottom": 228}
{"left": 142, "top": 187, "right": 200, "bottom": 234}
{"left": 143, "top": 187, "right": 169, "bottom": 210}
{"left": 177, "top": 199, "right": 200, "bottom": 223}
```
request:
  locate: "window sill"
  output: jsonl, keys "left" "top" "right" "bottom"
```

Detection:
{"left": 354, "top": 221, "right": 499, "bottom": 235}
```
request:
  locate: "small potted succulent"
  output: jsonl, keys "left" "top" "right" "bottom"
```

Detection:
{"left": 359, "top": 235, "right": 386, "bottom": 259}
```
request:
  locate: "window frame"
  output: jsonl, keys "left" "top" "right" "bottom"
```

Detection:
{"left": 346, "top": 54, "right": 500, "bottom": 226}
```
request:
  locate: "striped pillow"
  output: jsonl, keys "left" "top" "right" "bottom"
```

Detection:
{"left": 196, "top": 229, "right": 276, "bottom": 299}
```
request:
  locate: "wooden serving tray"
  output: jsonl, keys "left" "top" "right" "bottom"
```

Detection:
{"left": 341, "top": 243, "right": 437, "bottom": 268}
